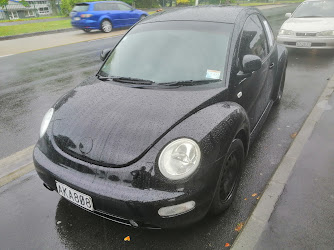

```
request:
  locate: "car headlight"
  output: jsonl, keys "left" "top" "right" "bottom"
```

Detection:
{"left": 317, "top": 30, "right": 334, "bottom": 37}
{"left": 40, "top": 108, "right": 54, "bottom": 138}
{"left": 279, "top": 29, "right": 295, "bottom": 36}
{"left": 158, "top": 138, "right": 201, "bottom": 180}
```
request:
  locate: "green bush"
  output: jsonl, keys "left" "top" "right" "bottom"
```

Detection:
{"left": 60, "top": 0, "right": 95, "bottom": 16}
{"left": 135, "top": 0, "right": 160, "bottom": 8}
{"left": 123, "top": 0, "right": 134, "bottom": 5}
{"left": 176, "top": 0, "right": 195, "bottom": 6}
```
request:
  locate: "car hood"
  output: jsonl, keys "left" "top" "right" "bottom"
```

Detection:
{"left": 282, "top": 17, "right": 334, "bottom": 32}
{"left": 51, "top": 77, "right": 226, "bottom": 167}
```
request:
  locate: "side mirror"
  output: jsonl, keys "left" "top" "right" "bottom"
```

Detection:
{"left": 237, "top": 55, "right": 262, "bottom": 79}
{"left": 285, "top": 13, "right": 292, "bottom": 18}
{"left": 100, "top": 48, "right": 111, "bottom": 61}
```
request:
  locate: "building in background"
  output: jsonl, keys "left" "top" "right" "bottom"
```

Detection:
{"left": 0, "top": 0, "right": 58, "bottom": 20}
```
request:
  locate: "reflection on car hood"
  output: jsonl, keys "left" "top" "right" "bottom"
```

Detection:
{"left": 281, "top": 17, "right": 334, "bottom": 32}
{"left": 52, "top": 77, "right": 226, "bottom": 167}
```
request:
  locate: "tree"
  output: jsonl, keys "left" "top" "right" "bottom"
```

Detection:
{"left": 1, "top": 0, "right": 30, "bottom": 8}
{"left": 0, "top": 0, "right": 9, "bottom": 8}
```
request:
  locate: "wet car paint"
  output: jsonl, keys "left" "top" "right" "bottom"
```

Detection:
{"left": 33, "top": 6, "right": 287, "bottom": 228}
{"left": 4, "top": 4, "right": 334, "bottom": 249}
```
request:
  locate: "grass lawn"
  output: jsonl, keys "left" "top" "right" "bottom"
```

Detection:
{"left": 0, "top": 15, "right": 65, "bottom": 23}
{"left": 0, "top": 19, "right": 72, "bottom": 37}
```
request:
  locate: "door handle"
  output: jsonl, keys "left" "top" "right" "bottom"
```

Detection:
{"left": 269, "top": 63, "right": 275, "bottom": 69}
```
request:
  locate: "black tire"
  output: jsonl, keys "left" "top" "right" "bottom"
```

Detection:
{"left": 209, "top": 139, "right": 244, "bottom": 215}
{"left": 139, "top": 15, "right": 147, "bottom": 21}
{"left": 83, "top": 28, "right": 91, "bottom": 33}
{"left": 274, "top": 66, "right": 286, "bottom": 105}
{"left": 101, "top": 19, "right": 112, "bottom": 33}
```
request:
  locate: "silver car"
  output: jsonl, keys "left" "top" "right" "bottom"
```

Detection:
{"left": 277, "top": 0, "right": 334, "bottom": 49}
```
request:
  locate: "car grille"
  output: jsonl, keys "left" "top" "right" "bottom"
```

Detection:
{"left": 296, "top": 32, "right": 317, "bottom": 37}
{"left": 284, "top": 42, "right": 326, "bottom": 47}
{"left": 73, "top": 201, "right": 161, "bottom": 229}
{"left": 284, "top": 42, "right": 296, "bottom": 46}
{"left": 312, "top": 43, "right": 326, "bottom": 47}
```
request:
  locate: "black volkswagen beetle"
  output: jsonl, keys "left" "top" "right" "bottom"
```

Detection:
{"left": 34, "top": 6, "right": 287, "bottom": 229}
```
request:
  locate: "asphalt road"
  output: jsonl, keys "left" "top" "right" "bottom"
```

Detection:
{"left": 1, "top": 4, "right": 334, "bottom": 249}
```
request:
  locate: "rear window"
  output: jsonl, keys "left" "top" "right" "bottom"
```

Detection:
{"left": 72, "top": 4, "right": 89, "bottom": 12}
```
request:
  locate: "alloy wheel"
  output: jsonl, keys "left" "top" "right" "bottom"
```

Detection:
{"left": 101, "top": 20, "right": 112, "bottom": 33}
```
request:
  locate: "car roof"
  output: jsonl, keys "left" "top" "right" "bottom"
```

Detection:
{"left": 141, "top": 6, "right": 253, "bottom": 24}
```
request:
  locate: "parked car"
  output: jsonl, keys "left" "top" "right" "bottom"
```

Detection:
{"left": 277, "top": 0, "right": 334, "bottom": 49}
{"left": 34, "top": 6, "right": 288, "bottom": 229}
{"left": 70, "top": 1, "right": 148, "bottom": 33}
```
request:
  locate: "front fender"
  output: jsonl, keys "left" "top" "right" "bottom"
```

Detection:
{"left": 154, "top": 102, "right": 250, "bottom": 166}
{"left": 146, "top": 102, "right": 249, "bottom": 193}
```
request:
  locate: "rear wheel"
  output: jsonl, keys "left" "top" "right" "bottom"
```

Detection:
{"left": 209, "top": 139, "right": 244, "bottom": 215}
{"left": 101, "top": 20, "right": 112, "bottom": 33}
{"left": 83, "top": 28, "right": 91, "bottom": 33}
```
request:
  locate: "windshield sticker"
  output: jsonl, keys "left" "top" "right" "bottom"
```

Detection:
{"left": 206, "top": 70, "right": 221, "bottom": 79}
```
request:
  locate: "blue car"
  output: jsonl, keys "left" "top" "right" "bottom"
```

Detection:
{"left": 70, "top": 1, "right": 148, "bottom": 33}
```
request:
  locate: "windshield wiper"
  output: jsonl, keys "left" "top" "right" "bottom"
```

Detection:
{"left": 161, "top": 79, "right": 222, "bottom": 86}
{"left": 112, "top": 77, "right": 155, "bottom": 85}
{"left": 97, "top": 75, "right": 154, "bottom": 85}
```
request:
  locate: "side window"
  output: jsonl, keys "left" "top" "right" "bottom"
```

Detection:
{"left": 261, "top": 17, "right": 275, "bottom": 49}
{"left": 94, "top": 3, "right": 103, "bottom": 11}
{"left": 94, "top": 3, "right": 118, "bottom": 11}
{"left": 239, "top": 15, "right": 268, "bottom": 61}
{"left": 118, "top": 3, "right": 132, "bottom": 11}
{"left": 106, "top": 3, "right": 119, "bottom": 10}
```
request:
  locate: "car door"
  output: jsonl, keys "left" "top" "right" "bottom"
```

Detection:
{"left": 116, "top": 3, "right": 135, "bottom": 26}
{"left": 231, "top": 14, "right": 270, "bottom": 130}
{"left": 104, "top": 3, "right": 122, "bottom": 28}
{"left": 260, "top": 15, "right": 278, "bottom": 103}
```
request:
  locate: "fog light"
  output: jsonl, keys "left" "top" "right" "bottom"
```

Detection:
{"left": 158, "top": 201, "right": 195, "bottom": 217}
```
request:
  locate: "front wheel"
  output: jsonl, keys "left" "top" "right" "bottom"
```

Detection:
{"left": 209, "top": 139, "right": 244, "bottom": 215}
{"left": 101, "top": 20, "right": 112, "bottom": 33}
{"left": 139, "top": 15, "right": 147, "bottom": 21}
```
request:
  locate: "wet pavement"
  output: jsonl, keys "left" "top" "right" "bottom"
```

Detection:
{"left": 1, "top": 4, "right": 334, "bottom": 249}
{"left": 256, "top": 86, "right": 334, "bottom": 250}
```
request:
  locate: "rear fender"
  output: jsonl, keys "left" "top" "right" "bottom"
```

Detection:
{"left": 98, "top": 16, "right": 112, "bottom": 27}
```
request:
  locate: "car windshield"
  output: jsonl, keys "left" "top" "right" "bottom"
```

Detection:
{"left": 99, "top": 21, "right": 232, "bottom": 85}
{"left": 293, "top": 1, "right": 334, "bottom": 18}
{"left": 72, "top": 4, "right": 89, "bottom": 12}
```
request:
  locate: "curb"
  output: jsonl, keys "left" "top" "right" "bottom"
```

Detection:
{"left": 0, "top": 28, "right": 76, "bottom": 41}
{"left": 0, "top": 145, "right": 34, "bottom": 187}
{"left": 232, "top": 76, "right": 334, "bottom": 249}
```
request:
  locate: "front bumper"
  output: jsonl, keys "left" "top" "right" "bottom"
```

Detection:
{"left": 277, "top": 35, "right": 334, "bottom": 49}
{"left": 33, "top": 146, "right": 214, "bottom": 229}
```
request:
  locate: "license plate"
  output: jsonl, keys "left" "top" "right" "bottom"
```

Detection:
{"left": 296, "top": 41, "right": 311, "bottom": 47}
{"left": 56, "top": 181, "right": 94, "bottom": 211}
{"left": 74, "top": 17, "right": 80, "bottom": 21}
